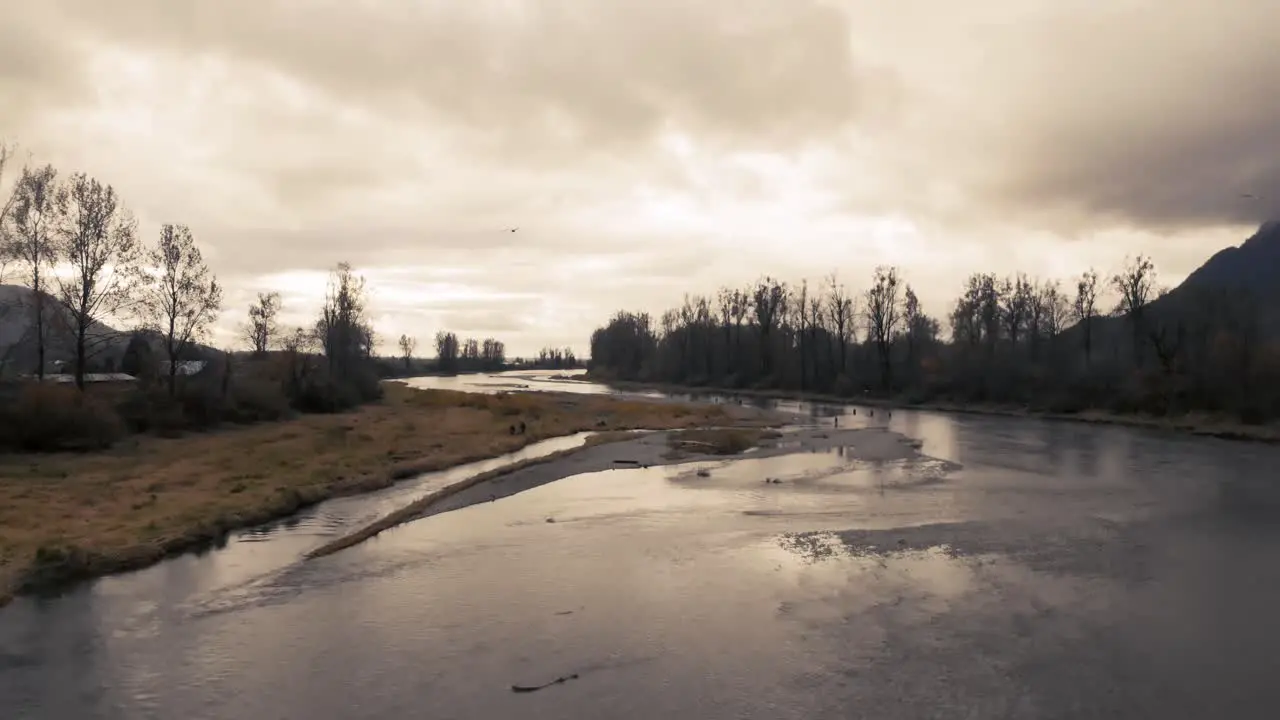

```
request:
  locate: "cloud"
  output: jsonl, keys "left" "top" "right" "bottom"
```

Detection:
{"left": 42, "top": 0, "right": 877, "bottom": 163}
{"left": 837, "top": 0, "right": 1280, "bottom": 230}
{"left": 0, "top": 4, "right": 92, "bottom": 137}
{"left": 5, "top": 0, "right": 1279, "bottom": 356}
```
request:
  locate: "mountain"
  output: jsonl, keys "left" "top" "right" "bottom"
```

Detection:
{"left": 0, "top": 284, "right": 219, "bottom": 377}
{"left": 1151, "top": 221, "right": 1280, "bottom": 336}
{"left": 1173, "top": 221, "right": 1280, "bottom": 298}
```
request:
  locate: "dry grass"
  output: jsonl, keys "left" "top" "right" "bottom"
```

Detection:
{"left": 0, "top": 384, "right": 744, "bottom": 606}
{"left": 666, "top": 427, "right": 779, "bottom": 456}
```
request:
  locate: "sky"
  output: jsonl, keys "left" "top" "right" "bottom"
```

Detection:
{"left": 2, "top": 0, "right": 1277, "bottom": 357}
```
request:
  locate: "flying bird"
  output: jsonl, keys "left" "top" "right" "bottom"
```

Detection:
{"left": 507, "top": 227, "right": 519, "bottom": 232}
{"left": 1241, "top": 193, "right": 1262, "bottom": 199}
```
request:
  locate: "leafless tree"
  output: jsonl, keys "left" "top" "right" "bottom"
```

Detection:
{"left": 398, "top": 333, "right": 417, "bottom": 369}
{"left": 244, "top": 291, "right": 281, "bottom": 357}
{"left": 794, "top": 279, "right": 811, "bottom": 389}
{"left": 1073, "top": 268, "right": 1100, "bottom": 366}
{"left": 142, "top": 224, "right": 223, "bottom": 395}
{"left": 54, "top": 173, "right": 140, "bottom": 389}
{"left": 1112, "top": 255, "right": 1156, "bottom": 366}
{"left": 864, "top": 265, "right": 902, "bottom": 390}
{"left": 825, "top": 273, "right": 855, "bottom": 375}
{"left": 435, "top": 330, "right": 459, "bottom": 372}
{"left": 1038, "top": 280, "right": 1071, "bottom": 342}
{"left": 1000, "top": 273, "right": 1034, "bottom": 350}
{"left": 807, "top": 286, "right": 825, "bottom": 386}
{"left": 316, "top": 262, "right": 373, "bottom": 381}
{"left": 4, "top": 164, "right": 64, "bottom": 378}
{"left": 902, "top": 284, "right": 929, "bottom": 371}
{"left": 751, "top": 276, "right": 787, "bottom": 377}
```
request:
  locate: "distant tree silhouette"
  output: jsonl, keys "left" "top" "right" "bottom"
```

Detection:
{"left": 244, "top": 291, "right": 281, "bottom": 357}
{"left": 4, "top": 164, "right": 62, "bottom": 378}
{"left": 587, "top": 258, "right": 1280, "bottom": 423}
{"left": 398, "top": 333, "right": 417, "bottom": 369}
{"left": 140, "top": 224, "right": 222, "bottom": 395}
{"left": 54, "top": 173, "right": 141, "bottom": 389}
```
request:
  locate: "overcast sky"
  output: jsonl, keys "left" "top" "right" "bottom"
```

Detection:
{"left": 2, "top": 0, "right": 1276, "bottom": 356}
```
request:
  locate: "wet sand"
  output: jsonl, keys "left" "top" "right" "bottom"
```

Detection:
{"left": 321, "top": 425, "right": 924, "bottom": 553}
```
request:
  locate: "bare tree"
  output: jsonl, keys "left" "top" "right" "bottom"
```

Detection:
{"left": 1112, "top": 255, "right": 1156, "bottom": 367}
{"left": 794, "top": 279, "right": 811, "bottom": 389}
{"left": 825, "top": 273, "right": 854, "bottom": 376}
{"left": 751, "top": 276, "right": 787, "bottom": 377}
{"left": 244, "top": 291, "right": 281, "bottom": 357}
{"left": 398, "top": 333, "right": 417, "bottom": 370}
{"left": 54, "top": 173, "right": 140, "bottom": 389}
{"left": 715, "top": 287, "right": 733, "bottom": 376}
{"left": 807, "top": 287, "right": 825, "bottom": 387}
{"left": 1038, "top": 280, "right": 1071, "bottom": 342}
{"left": 142, "top": 224, "right": 223, "bottom": 395}
{"left": 864, "top": 265, "right": 902, "bottom": 391}
{"left": 1000, "top": 273, "right": 1034, "bottom": 350}
{"left": 435, "top": 331, "right": 459, "bottom": 372}
{"left": 316, "top": 262, "right": 373, "bottom": 381}
{"left": 1073, "top": 268, "right": 1100, "bottom": 366}
{"left": 902, "top": 284, "right": 926, "bottom": 373}
{"left": 4, "top": 164, "right": 64, "bottom": 378}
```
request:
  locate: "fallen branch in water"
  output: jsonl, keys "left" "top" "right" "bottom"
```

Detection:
{"left": 511, "top": 673, "right": 580, "bottom": 693}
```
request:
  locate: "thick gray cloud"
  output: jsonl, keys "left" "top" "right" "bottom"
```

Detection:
{"left": 41, "top": 0, "right": 872, "bottom": 163}
{"left": 4, "top": 0, "right": 1278, "bottom": 355}
{"left": 836, "top": 0, "right": 1280, "bottom": 230}
{"left": 977, "top": 1, "right": 1280, "bottom": 229}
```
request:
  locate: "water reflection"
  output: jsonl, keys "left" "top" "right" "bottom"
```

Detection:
{"left": 5, "top": 370, "right": 1280, "bottom": 719}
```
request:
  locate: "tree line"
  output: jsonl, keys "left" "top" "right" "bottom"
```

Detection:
{"left": 0, "top": 143, "right": 382, "bottom": 449}
{"left": 589, "top": 259, "right": 1279, "bottom": 422}
{"left": 0, "top": 145, "right": 221, "bottom": 393}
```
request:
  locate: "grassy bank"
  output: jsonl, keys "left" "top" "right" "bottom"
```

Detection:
{"left": 591, "top": 377, "right": 1280, "bottom": 444}
{"left": 0, "top": 384, "right": 752, "bottom": 607}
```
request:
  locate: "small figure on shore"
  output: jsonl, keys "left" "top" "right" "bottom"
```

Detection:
{"left": 834, "top": 416, "right": 839, "bottom": 428}
{"left": 519, "top": 420, "right": 527, "bottom": 434}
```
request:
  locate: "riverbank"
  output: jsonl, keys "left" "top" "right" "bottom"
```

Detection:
{"left": 0, "top": 384, "right": 772, "bottom": 607}
{"left": 591, "top": 377, "right": 1280, "bottom": 444}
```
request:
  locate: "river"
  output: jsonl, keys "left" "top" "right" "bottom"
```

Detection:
{"left": 3, "top": 370, "right": 1280, "bottom": 719}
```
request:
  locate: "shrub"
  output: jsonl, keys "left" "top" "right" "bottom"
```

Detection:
{"left": 226, "top": 376, "right": 292, "bottom": 423}
{"left": 286, "top": 362, "right": 383, "bottom": 414}
{"left": 115, "top": 385, "right": 187, "bottom": 436}
{"left": 0, "top": 382, "right": 126, "bottom": 452}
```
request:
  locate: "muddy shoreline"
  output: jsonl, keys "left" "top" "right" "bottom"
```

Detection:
{"left": 308, "top": 424, "right": 924, "bottom": 558}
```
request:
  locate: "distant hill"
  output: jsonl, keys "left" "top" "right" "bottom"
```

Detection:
{"left": 1152, "top": 221, "right": 1280, "bottom": 335}
{"left": 0, "top": 284, "right": 220, "bottom": 376}
{"left": 1172, "top": 221, "right": 1280, "bottom": 297}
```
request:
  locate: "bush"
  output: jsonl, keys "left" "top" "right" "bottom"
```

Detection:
{"left": 0, "top": 382, "right": 126, "bottom": 451}
{"left": 287, "top": 362, "right": 383, "bottom": 414}
{"left": 115, "top": 385, "right": 187, "bottom": 436}
{"left": 226, "top": 376, "right": 292, "bottom": 423}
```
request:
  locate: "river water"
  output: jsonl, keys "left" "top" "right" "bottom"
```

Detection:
{"left": 4, "top": 371, "right": 1280, "bottom": 719}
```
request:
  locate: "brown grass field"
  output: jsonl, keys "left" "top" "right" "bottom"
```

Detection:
{"left": 0, "top": 384, "right": 768, "bottom": 606}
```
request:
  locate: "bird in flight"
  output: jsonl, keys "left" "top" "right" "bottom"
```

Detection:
{"left": 507, "top": 227, "right": 519, "bottom": 232}
{"left": 1241, "top": 193, "right": 1263, "bottom": 199}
